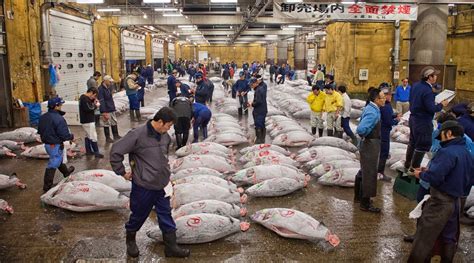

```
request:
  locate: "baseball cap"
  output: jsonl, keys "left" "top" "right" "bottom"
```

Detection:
{"left": 48, "top": 97, "right": 65, "bottom": 109}
{"left": 103, "top": 75, "right": 114, "bottom": 82}
{"left": 195, "top": 73, "right": 203, "bottom": 79}
{"left": 249, "top": 78, "right": 258, "bottom": 84}
{"left": 435, "top": 120, "right": 463, "bottom": 140}
{"left": 239, "top": 71, "right": 245, "bottom": 77}
{"left": 421, "top": 66, "right": 441, "bottom": 78}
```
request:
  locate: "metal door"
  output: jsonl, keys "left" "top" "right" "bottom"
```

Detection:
{"left": 168, "top": 42, "right": 175, "bottom": 61}
{"left": 0, "top": 2, "right": 12, "bottom": 127}
{"left": 122, "top": 30, "right": 146, "bottom": 60}
{"left": 444, "top": 65, "right": 456, "bottom": 91}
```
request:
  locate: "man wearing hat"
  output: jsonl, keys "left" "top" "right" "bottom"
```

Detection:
{"left": 98, "top": 75, "right": 121, "bottom": 143}
{"left": 194, "top": 73, "right": 210, "bottom": 105}
{"left": 176, "top": 80, "right": 192, "bottom": 99}
{"left": 38, "top": 97, "right": 75, "bottom": 192}
{"left": 408, "top": 120, "right": 473, "bottom": 262}
{"left": 457, "top": 102, "right": 474, "bottom": 140}
{"left": 402, "top": 66, "right": 449, "bottom": 175}
{"left": 232, "top": 71, "right": 251, "bottom": 117}
{"left": 248, "top": 77, "right": 267, "bottom": 144}
{"left": 167, "top": 69, "right": 178, "bottom": 105}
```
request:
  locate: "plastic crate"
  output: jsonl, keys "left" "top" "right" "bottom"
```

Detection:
{"left": 393, "top": 172, "right": 420, "bottom": 201}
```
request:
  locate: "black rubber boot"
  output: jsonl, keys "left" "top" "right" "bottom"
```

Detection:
{"left": 354, "top": 174, "right": 362, "bottom": 203}
{"left": 129, "top": 110, "right": 136, "bottom": 121}
{"left": 182, "top": 132, "right": 189, "bottom": 147}
{"left": 163, "top": 231, "right": 190, "bottom": 258}
{"left": 335, "top": 131, "right": 343, "bottom": 138}
{"left": 58, "top": 163, "right": 75, "bottom": 178}
{"left": 91, "top": 141, "right": 104, "bottom": 158}
{"left": 238, "top": 107, "right": 243, "bottom": 117}
{"left": 43, "top": 168, "right": 56, "bottom": 192}
{"left": 327, "top": 129, "right": 334, "bottom": 137}
{"left": 378, "top": 158, "right": 391, "bottom": 182}
{"left": 202, "top": 126, "right": 208, "bottom": 140}
{"left": 126, "top": 231, "right": 139, "bottom": 258}
{"left": 135, "top": 110, "right": 141, "bottom": 122}
{"left": 140, "top": 99, "right": 145, "bottom": 107}
{"left": 95, "top": 114, "right": 101, "bottom": 127}
{"left": 360, "top": 197, "right": 381, "bottom": 213}
{"left": 440, "top": 243, "right": 457, "bottom": 263}
{"left": 111, "top": 125, "right": 122, "bottom": 140}
{"left": 175, "top": 133, "right": 183, "bottom": 150}
{"left": 104, "top": 127, "right": 114, "bottom": 143}
{"left": 407, "top": 150, "right": 425, "bottom": 176}
{"left": 318, "top": 128, "right": 324, "bottom": 137}
{"left": 350, "top": 134, "right": 358, "bottom": 146}
{"left": 400, "top": 144, "right": 415, "bottom": 173}
{"left": 255, "top": 128, "right": 264, "bottom": 144}
{"left": 311, "top": 127, "right": 317, "bottom": 135}
{"left": 84, "top": 137, "right": 94, "bottom": 155}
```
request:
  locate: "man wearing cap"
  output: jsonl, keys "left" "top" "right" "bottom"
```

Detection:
{"left": 98, "top": 75, "right": 121, "bottom": 143}
{"left": 176, "top": 80, "right": 191, "bottom": 99}
{"left": 125, "top": 72, "right": 142, "bottom": 122}
{"left": 312, "top": 65, "right": 325, "bottom": 89}
{"left": 248, "top": 77, "right": 267, "bottom": 144}
{"left": 408, "top": 120, "right": 473, "bottom": 262}
{"left": 403, "top": 66, "right": 449, "bottom": 175}
{"left": 205, "top": 78, "right": 215, "bottom": 104}
{"left": 167, "top": 69, "right": 178, "bottom": 105}
{"left": 394, "top": 78, "right": 411, "bottom": 114}
{"left": 79, "top": 87, "right": 104, "bottom": 158}
{"left": 38, "top": 97, "right": 75, "bottom": 192}
{"left": 194, "top": 73, "right": 210, "bottom": 105}
{"left": 323, "top": 84, "right": 344, "bottom": 138}
{"left": 187, "top": 64, "right": 196, "bottom": 82}
{"left": 457, "top": 103, "right": 474, "bottom": 140}
{"left": 232, "top": 72, "right": 251, "bottom": 117}
{"left": 143, "top": 64, "right": 154, "bottom": 85}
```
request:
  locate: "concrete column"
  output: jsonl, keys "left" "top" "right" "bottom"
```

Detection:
{"left": 266, "top": 44, "right": 275, "bottom": 64}
{"left": 294, "top": 34, "right": 307, "bottom": 70}
{"left": 277, "top": 41, "right": 288, "bottom": 66}
{"left": 409, "top": 4, "right": 448, "bottom": 80}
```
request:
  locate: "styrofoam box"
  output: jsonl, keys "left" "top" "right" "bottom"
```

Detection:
{"left": 41, "top": 101, "right": 81, "bottom": 126}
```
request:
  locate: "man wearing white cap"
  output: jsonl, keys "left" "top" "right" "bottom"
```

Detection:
{"left": 98, "top": 75, "right": 121, "bottom": 143}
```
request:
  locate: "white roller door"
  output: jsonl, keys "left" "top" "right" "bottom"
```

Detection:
{"left": 49, "top": 10, "right": 94, "bottom": 100}
{"left": 123, "top": 30, "right": 145, "bottom": 60}
{"left": 152, "top": 39, "right": 164, "bottom": 59}
{"left": 168, "top": 42, "right": 175, "bottom": 61}
{"left": 307, "top": 48, "right": 315, "bottom": 69}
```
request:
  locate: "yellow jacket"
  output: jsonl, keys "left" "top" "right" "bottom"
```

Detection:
{"left": 324, "top": 91, "right": 343, "bottom": 112}
{"left": 306, "top": 91, "right": 326, "bottom": 112}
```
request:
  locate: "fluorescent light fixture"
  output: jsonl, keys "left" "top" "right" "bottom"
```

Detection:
{"left": 181, "top": 27, "right": 197, "bottom": 31}
{"left": 265, "top": 34, "right": 278, "bottom": 38}
{"left": 210, "top": 0, "right": 237, "bottom": 3}
{"left": 77, "top": 0, "right": 104, "bottom": 3}
{"left": 163, "top": 12, "right": 183, "bottom": 17}
{"left": 193, "top": 42, "right": 197, "bottom": 45}
{"left": 176, "top": 33, "right": 180, "bottom": 36}
{"left": 97, "top": 8, "right": 121, "bottom": 12}
{"left": 178, "top": 25, "right": 194, "bottom": 28}
{"left": 288, "top": 25, "right": 302, "bottom": 28}
{"left": 144, "top": 0, "right": 171, "bottom": 3}
{"left": 154, "top": 8, "right": 178, "bottom": 11}
{"left": 143, "top": 14, "right": 148, "bottom": 19}
{"left": 190, "top": 35, "right": 202, "bottom": 38}
{"left": 448, "top": 3, "right": 455, "bottom": 7}
{"left": 282, "top": 27, "right": 295, "bottom": 30}
{"left": 285, "top": 0, "right": 302, "bottom": 2}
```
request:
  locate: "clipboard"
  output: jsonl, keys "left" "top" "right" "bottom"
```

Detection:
{"left": 435, "top": 90, "right": 456, "bottom": 104}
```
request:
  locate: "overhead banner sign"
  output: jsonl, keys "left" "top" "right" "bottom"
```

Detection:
{"left": 274, "top": 2, "right": 418, "bottom": 21}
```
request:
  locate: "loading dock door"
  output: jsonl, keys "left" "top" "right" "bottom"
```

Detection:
{"left": 168, "top": 42, "right": 175, "bottom": 61}
{"left": 49, "top": 10, "right": 94, "bottom": 100}
{"left": 152, "top": 38, "right": 164, "bottom": 70}
{"left": 122, "top": 30, "right": 146, "bottom": 61}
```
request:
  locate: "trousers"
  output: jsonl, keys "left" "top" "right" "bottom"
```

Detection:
{"left": 44, "top": 144, "right": 64, "bottom": 169}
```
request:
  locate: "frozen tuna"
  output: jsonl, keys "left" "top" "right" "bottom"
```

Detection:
{"left": 170, "top": 167, "right": 225, "bottom": 181}
{"left": 243, "top": 155, "right": 298, "bottom": 168}
{"left": 175, "top": 142, "right": 232, "bottom": 157}
{"left": 172, "top": 182, "right": 247, "bottom": 208}
{"left": 240, "top": 144, "right": 291, "bottom": 156}
{"left": 302, "top": 155, "right": 357, "bottom": 170}
{"left": 172, "top": 199, "right": 247, "bottom": 218}
{"left": 147, "top": 213, "right": 250, "bottom": 244}
{"left": 0, "top": 129, "right": 39, "bottom": 143}
{"left": 272, "top": 131, "right": 314, "bottom": 147}
{"left": 63, "top": 169, "right": 131, "bottom": 192}
{"left": 231, "top": 165, "right": 306, "bottom": 186}
{"left": 41, "top": 181, "right": 129, "bottom": 212}
{"left": 173, "top": 174, "right": 242, "bottom": 193}
{"left": 296, "top": 146, "right": 356, "bottom": 163}
{"left": 0, "top": 147, "right": 16, "bottom": 157}
{"left": 0, "top": 140, "right": 26, "bottom": 151}
{"left": 0, "top": 173, "right": 27, "bottom": 190}
{"left": 239, "top": 149, "right": 288, "bottom": 163}
{"left": 251, "top": 208, "right": 340, "bottom": 247}
{"left": 310, "top": 160, "right": 360, "bottom": 178}
{"left": 318, "top": 168, "right": 359, "bottom": 187}
{"left": 204, "top": 133, "right": 248, "bottom": 146}
{"left": 0, "top": 199, "right": 13, "bottom": 214}
{"left": 310, "top": 137, "right": 358, "bottom": 153}
{"left": 171, "top": 154, "right": 236, "bottom": 173}
{"left": 246, "top": 177, "right": 307, "bottom": 197}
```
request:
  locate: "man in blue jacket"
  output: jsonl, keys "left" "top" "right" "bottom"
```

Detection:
{"left": 277, "top": 63, "right": 286, "bottom": 84}
{"left": 194, "top": 73, "right": 209, "bottom": 105}
{"left": 409, "top": 121, "right": 473, "bottom": 262}
{"left": 403, "top": 66, "right": 449, "bottom": 175}
{"left": 232, "top": 72, "right": 251, "bottom": 117}
{"left": 137, "top": 74, "right": 146, "bottom": 107}
{"left": 249, "top": 77, "right": 267, "bottom": 144}
{"left": 192, "top": 102, "right": 212, "bottom": 143}
{"left": 38, "top": 97, "right": 75, "bottom": 192}
{"left": 98, "top": 75, "right": 121, "bottom": 143}
{"left": 167, "top": 69, "right": 178, "bottom": 105}
{"left": 378, "top": 86, "right": 399, "bottom": 182}
{"left": 458, "top": 103, "right": 474, "bottom": 140}
{"left": 394, "top": 78, "right": 411, "bottom": 114}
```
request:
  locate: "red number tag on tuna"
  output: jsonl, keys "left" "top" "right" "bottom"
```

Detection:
{"left": 187, "top": 216, "right": 202, "bottom": 227}
{"left": 280, "top": 210, "right": 295, "bottom": 217}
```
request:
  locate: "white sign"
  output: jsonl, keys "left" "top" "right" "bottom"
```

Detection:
{"left": 274, "top": 2, "right": 418, "bottom": 21}
{"left": 359, "top": 69, "right": 369, "bottom": 81}
{"left": 394, "top": 71, "right": 400, "bottom": 80}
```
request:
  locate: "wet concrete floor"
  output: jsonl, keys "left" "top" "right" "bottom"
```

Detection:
{"left": 0, "top": 79, "right": 473, "bottom": 262}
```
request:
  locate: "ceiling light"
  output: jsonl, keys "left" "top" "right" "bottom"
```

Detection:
{"left": 285, "top": 0, "right": 302, "bottom": 2}
{"left": 77, "top": 0, "right": 104, "bottom": 3}
{"left": 282, "top": 27, "right": 295, "bottom": 30}
{"left": 181, "top": 27, "right": 196, "bottom": 31}
{"left": 193, "top": 42, "right": 197, "bottom": 45}
{"left": 173, "top": 31, "right": 176, "bottom": 34}
{"left": 288, "top": 25, "right": 302, "bottom": 28}
{"left": 163, "top": 12, "right": 183, "bottom": 17}
{"left": 144, "top": 0, "right": 171, "bottom": 3}
{"left": 178, "top": 25, "right": 194, "bottom": 28}
{"left": 448, "top": 3, "right": 455, "bottom": 7}
{"left": 176, "top": 33, "right": 180, "bottom": 36}
{"left": 210, "top": 0, "right": 237, "bottom": 3}
{"left": 230, "top": 26, "right": 233, "bottom": 29}
{"left": 155, "top": 8, "right": 178, "bottom": 11}
{"left": 143, "top": 14, "right": 148, "bottom": 19}
{"left": 97, "top": 8, "right": 120, "bottom": 12}
{"left": 96, "top": 14, "right": 101, "bottom": 19}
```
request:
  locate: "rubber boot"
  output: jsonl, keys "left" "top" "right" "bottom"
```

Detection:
{"left": 354, "top": 173, "right": 362, "bottom": 203}
{"left": 95, "top": 114, "right": 101, "bottom": 127}
{"left": 350, "top": 134, "right": 358, "bottom": 146}
{"left": 84, "top": 137, "right": 94, "bottom": 155}
{"left": 400, "top": 144, "right": 414, "bottom": 173}
{"left": 202, "top": 126, "right": 208, "bottom": 140}
{"left": 175, "top": 133, "right": 183, "bottom": 150}
{"left": 126, "top": 231, "right": 139, "bottom": 258}
{"left": 43, "top": 168, "right": 56, "bottom": 192}
{"left": 238, "top": 107, "right": 243, "bottom": 117}
{"left": 318, "top": 128, "right": 324, "bottom": 137}
{"left": 135, "top": 110, "right": 141, "bottom": 122}
{"left": 58, "top": 163, "right": 75, "bottom": 178}
{"left": 163, "top": 231, "right": 190, "bottom": 258}
{"left": 377, "top": 158, "right": 391, "bottom": 182}
{"left": 262, "top": 128, "right": 266, "bottom": 143}
{"left": 407, "top": 150, "right": 425, "bottom": 176}
{"left": 311, "top": 127, "right": 317, "bottom": 135}
{"left": 440, "top": 243, "right": 457, "bottom": 263}
{"left": 140, "top": 99, "right": 145, "bottom": 107}
{"left": 91, "top": 141, "right": 104, "bottom": 158}
{"left": 327, "top": 129, "right": 334, "bottom": 137}
{"left": 129, "top": 109, "right": 136, "bottom": 121}
{"left": 255, "top": 128, "right": 263, "bottom": 144}
{"left": 335, "top": 130, "right": 343, "bottom": 139}
{"left": 360, "top": 197, "right": 381, "bottom": 213}
{"left": 182, "top": 132, "right": 189, "bottom": 147}
{"left": 104, "top": 127, "right": 114, "bottom": 143}
{"left": 111, "top": 125, "right": 122, "bottom": 140}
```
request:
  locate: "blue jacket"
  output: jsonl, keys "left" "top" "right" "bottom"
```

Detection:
{"left": 187, "top": 67, "right": 196, "bottom": 76}
{"left": 167, "top": 75, "right": 177, "bottom": 95}
{"left": 380, "top": 100, "right": 398, "bottom": 133}
{"left": 98, "top": 84, "right": 116, "bottom": 113}
{"left": 142, "top": 66, "right": 154, "bottom": 80}
{"left": 193, "top": 102, "right": 211, "bottom": 119}
{"left": 251, "top": 82, "right": 267, "bottom": 115}
{"left": 38, "top": 109, "right": 74, "bottom": 145}
{"left": 458, "top": 114, "right": 474, "bottom": 140}
{"left": 195, "top": 80, "right": 210, "bottom": 103}
{"left": 409, "top": 81, "right": 442, "bottom": 122}
{"left": 356, "top": 102, "right": 381, "bottom": 137}
{"left": 394, "top": 85, "right": 411, "bottom": 102}
{"left": 180, "top": 83, "right": 191, "bottom": 98}
{"left": 137, "top": 76, "right": 146, "bottom": 97}
{"left": 420, "top": 137, "right": 474, "bottom": 198}
{"left": 232, "top": 79, "right": 250, "bottom": 97}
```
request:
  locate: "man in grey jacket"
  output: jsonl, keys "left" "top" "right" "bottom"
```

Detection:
{"left": 110, "top": 107, "right": 190, "bottom": 258}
